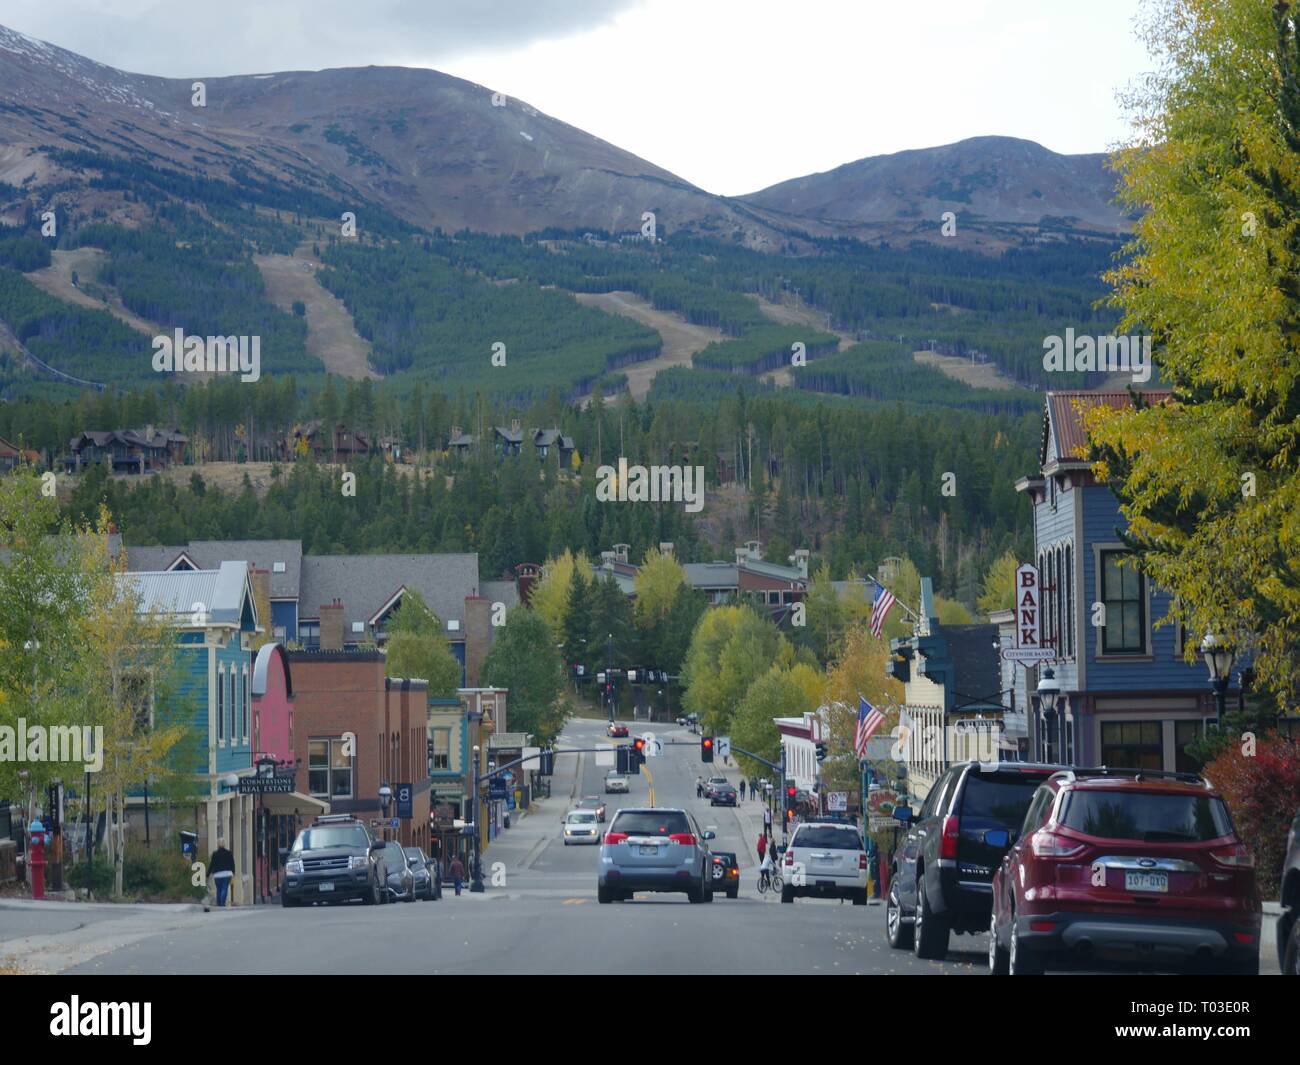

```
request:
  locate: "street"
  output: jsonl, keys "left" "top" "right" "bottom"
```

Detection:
{"left": 0, "top": 716, "right": 1283, "bottom": 976}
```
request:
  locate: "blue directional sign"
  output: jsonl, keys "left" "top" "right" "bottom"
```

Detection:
{"left": 395, "top": 782, "right": 413, "bottom": 819}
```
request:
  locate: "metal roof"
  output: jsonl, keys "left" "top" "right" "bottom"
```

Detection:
{"left": 1042, "top": 390, "right": 1172, "bottom": 469}
{"left": 120, "top": 560, "right": 253, "bottom": 627}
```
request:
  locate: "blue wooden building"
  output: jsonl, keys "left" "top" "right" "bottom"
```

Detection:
{"left": 1012, "top": 391, "right": 1244, "bottom": 772}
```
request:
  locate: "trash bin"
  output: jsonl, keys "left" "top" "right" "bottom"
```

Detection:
{"left": 503, "top": 812, "right": 511, "bottom": 829}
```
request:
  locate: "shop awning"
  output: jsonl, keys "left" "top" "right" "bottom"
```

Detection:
{"left": 259, "top": 791, "right": 330, "bottom": 815}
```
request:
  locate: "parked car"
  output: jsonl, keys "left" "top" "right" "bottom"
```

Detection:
{"left": 381, "top": 840, "right": 417, "bottom": 901}
{"left": 710, "top": 851, "right": 740, "bottom": 898}
{"left": 781, "top": 820, "right": 868, "bottom": 904}
{"left": 578, "top": 795, "right": 608, "bottom": 821}
{"left": 608, "top": 722, "right": 629, "bottom": 738}
{"left": 711, "top": 783, "right": 738, "bottom": 807}
{"left": 1280, "top": 805, "right": 1300, "bottom": 975}
{"left": 597, "top": 807, "right": 716, "bottom": 903}
{"left": 675, "top": 716, "right": 688, "bottom": 727}
{"left": 989, "top": 768, "right": 1262, "bottom": 975}
{"left": 563, "top": 809, "right": 603, "bottom": 845}
{"left": 403, "top": 847, "right": 439, "bottom": 900}
{"left": 281, "top": 814, "right": 389, "bottom": 907}
{"left": 605, "top": 770, "right": 629, "bottom": 794}
{"left": 887, "top": 761, "right": 1063, "bottom": 958}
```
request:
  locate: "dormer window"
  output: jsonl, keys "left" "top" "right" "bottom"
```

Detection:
{"left": 273, "top": 561, "right": 286, "bottom": 573}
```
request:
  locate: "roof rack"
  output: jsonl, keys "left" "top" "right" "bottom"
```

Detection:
{"left": 312, "top": 814, "right": 360, "bottom": 824}
{"left": 1048, "top": 766, "right": 1209, "bottom": 787}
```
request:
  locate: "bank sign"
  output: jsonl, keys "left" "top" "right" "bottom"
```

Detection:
{"left": 1001, "top": 563, "right": 1055, "bottom": 664}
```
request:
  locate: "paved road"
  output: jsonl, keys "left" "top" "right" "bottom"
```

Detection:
{"left": 0, "top": 716, "right": 1281, "bottom": 975}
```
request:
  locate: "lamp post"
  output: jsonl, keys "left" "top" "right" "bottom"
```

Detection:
{"left": 1036, "top": 667, "right": 1062, "bottom": 764}
{"left": 470, "top": 744, "right": 485, "bottom": 893}
{"left": 1200, "top": 633, "right": 1236, "bottom": 728}
{"left": 379, "top": 784, "right": 392, "bottom": 843}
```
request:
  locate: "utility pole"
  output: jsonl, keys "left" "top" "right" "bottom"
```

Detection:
{"left": 606, "top": 632, "right": 614, "bottom": 721}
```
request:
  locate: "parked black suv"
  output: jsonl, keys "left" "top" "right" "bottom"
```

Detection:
{"left": 886, "top": 761, "right": 1064, "bottom": 959}
{"left": 282, "top": 815, "right": 390, "bottom": 907}
{"left": 1279, "top": 805, "right": 1300, "bottom": 975}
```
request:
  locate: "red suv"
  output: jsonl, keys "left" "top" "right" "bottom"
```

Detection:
{"left": 989, "top": 768, "right": 1261, "bottom": 975}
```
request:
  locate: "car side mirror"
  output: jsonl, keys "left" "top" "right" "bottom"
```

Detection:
{"left": 369, "top": 841, "right": 385, "bottom": 853}
{"left": 982, "top": 829, "right": 1011, "bottom": 849}
{"left": 701, "top": 831, "right": 716, "bottom": 841}
{"left": 893, "top": 805, "right": 913, "bottom": 826}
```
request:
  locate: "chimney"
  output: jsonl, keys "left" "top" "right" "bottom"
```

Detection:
{"left": 735, "top": 547, "right": 749, "bottom": 566}
{"left": 510, "top": 418, "right": 521, "bottom": 434}
{"left": 514, "top": 563, "right": 538, "bottom": 606}
{"left": 659, "top": 542, "right": 674, "bottom": 557}
{"left": 450, "top": 425, "right": 461, "bottom": 440}
{"left": 601, "top": 550, "right": 617, "bottom": 567}
{"left": 464, "top": 597, "right": 491, "bottom": 687}
{"left": 320, "top": 599, "right": 344, "bottom": 651}
{"left": 613, "top": 543, "right": 629, "bottom": 564}
{"left": 790, "top": 548, "right": 810, "bottom": 578}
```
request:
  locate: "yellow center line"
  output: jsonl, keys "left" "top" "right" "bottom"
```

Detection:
{"left": 644, "top": 764, "right": 656, "bottom": 806}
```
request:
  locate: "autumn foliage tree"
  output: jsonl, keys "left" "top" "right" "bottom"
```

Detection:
{"left": 1203, "top": 735, "right": 1300, "bottom": 896}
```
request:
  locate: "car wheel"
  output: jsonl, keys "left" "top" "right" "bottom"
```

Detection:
{"left": 728, "top": 889, "right": 738, "bottom": 900}
{"left": 365, "top": 879, "right": 380, "bottom": 906}
{"left": 406, "top": 880, "right": 416, "bottom": 902}
{"left": 281, "top": 893, "right": 299, "bottom": 908}
{"left": 988, "top": 908, "right": 1010, "bottom": 975}
{"left": 1008, "top": 909, "right": 1042, "bottom": 975}
{"left": 780, "top": 885, "right": 794, "bottom": 904}
{"left": 597, "top": 884, "right": 612, "bottom": 904}
{"left": 852, "top": 889, "right": 867, "bottom": 906}
{"left": 885, "top": 881, "right": 913, "bottom": 949}
{"left": 688, "top": 883, "right": 704, "bottom": 903}
{"left": 1285, "top": 918, "right": 1300, "bottom": 976}
{"left": 913, "top": 876, "right": 951, "bottom": 960}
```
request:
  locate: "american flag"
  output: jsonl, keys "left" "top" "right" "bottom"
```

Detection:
{"left": 870, "top": 580, "right": 897, "bottom": 637}
{"left": 854, "top": 696, "right": 885, "bottom": 759}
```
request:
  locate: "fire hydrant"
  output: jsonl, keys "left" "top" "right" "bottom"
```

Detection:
{"left": 28, "top": 818, "right": 49, "bottom": 900}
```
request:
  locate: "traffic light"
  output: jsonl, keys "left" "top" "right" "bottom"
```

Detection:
{"left": 629, "top": 737, "right": 645, "bottom": 774}
{"left": 815, "top": 742, "right": 827, "bottom": 764}
{"left": 538, "top": 748, "right": 554, "bottom": 776}
{"left": 701, "top": 736, "right": 714, "bottom": 763}
{"left": 617, "top": 745, "right": 630, "bottom": 773}
{"left": 785, "top": 781, "right": 797, "bottom": 821}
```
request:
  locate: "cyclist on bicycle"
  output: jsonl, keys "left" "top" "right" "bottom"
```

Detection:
{"left": 759, "top": 847, "right": 774, "bottom": 890}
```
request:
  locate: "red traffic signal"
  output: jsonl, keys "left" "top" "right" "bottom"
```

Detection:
{"left": 701, "top": 736, "right": 714, "bottom": 763}
{"left": 633, "top": 737, "right": 646, "bottom": 751}
{"left": 786, "top": 785, "right": 796, "bottom": 798}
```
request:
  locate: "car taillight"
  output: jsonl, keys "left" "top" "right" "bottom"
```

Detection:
{"left": 605, "top": 832, "right": 629, "bottom": 845}
{"left": 1210, "top": 843, "right": 1254, "bottom": 868}
{"left": 1029, "top": 830, "right": 1085, "bottom": 859}
{"left": 668, "top": 833, "right": 696, "bottom": 845}
{"left": 939, "top": 816, "right": 959, "bottom": 860}
{"left": 858, "top": 852, "right": 868, "bottom": 870}
{"left": 783, "top": 850, "right": 793, "bottom": 866}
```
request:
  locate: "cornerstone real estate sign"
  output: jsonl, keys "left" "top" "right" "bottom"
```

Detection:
{"left": 1001, "top": 563, "right": 1055, "bottom": 665}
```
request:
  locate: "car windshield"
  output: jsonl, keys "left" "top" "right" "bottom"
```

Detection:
{"left": 613, "top": 811, "right": 690, "bottom": 835}
{"left": 293, "top": 825, "right": 369, "bottom": 852}
{"left": 793, "top": 826, "right": 863, "bottom": 850}
{"left": 404, "top": 848, "right": 424, "bottom": 861}
{"left": 1059, "top": 790, "right": 1233, "bottom": 842}
{"left": 568, "top": 812, "right": 597, "bottom": 823}
{"left": 959, "top": 774, "right": 1045, "bottom": 828}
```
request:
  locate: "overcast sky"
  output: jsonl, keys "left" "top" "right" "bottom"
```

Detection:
{"left": 2, "top": 0, "right": 1152, "bottom": 195}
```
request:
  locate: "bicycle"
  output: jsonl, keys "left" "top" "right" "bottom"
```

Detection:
{"left": 755, "top": 868, "right": 783, "bottom": 894}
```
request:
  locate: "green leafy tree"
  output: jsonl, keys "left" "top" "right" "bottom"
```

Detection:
{"left": 977, "top": 549, "right": 1020, "bottom": 618}
{"left": 482, "top": 607, "right": 566, "bottom": 745}
{"left": 1085, "top": 0, "right": 1300, "bottom": 707}
{"left": 731, "top": 662, "right": 824, "bottom": 781}
{"left": 383, "top": 589, "right": 461, "bottom": 696}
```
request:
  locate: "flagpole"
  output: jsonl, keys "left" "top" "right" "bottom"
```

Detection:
{"left": 863, "top": 572, "right": 922, "bottom": 624}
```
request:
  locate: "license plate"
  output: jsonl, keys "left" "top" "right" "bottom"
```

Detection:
{"left": 640, "top": 845, "right": 658, "bottom": 855}
{"left": 1125, "top": 872, "right": 1168, "bottom": 893}
{"left": 318, "top": 883, "right": 334, "bottom": 892}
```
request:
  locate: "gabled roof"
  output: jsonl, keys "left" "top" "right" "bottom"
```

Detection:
{"left": 126, "top": 539, "right": 302, "bottom": 599}
{"left": 494, "top": 425, "right": 524, "bottom": 444}
{"left": 121, "top": 560, "right": 256, "bottom": 629}
{"left": 682, "top": 562, "right": 739, "bottom": 588}
{"left": 298, "top": 553, "right": 479, "bottom": 633}
{"left": 1039, "top": 390, "right": 1172, "bottom": 471}
{"left": 447, "top": 431, "right": 475, "bottom": 447}
{"left": 0, "top": 435, "right": 40, "bottom": 461}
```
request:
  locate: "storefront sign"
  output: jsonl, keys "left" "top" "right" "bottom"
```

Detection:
{"left": 1002, "top": 563, "right": 1055, "bottom": 663}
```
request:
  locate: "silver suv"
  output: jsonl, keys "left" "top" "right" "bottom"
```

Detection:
{"left": 597, "top": 807, "right": 716, "bottom": 904}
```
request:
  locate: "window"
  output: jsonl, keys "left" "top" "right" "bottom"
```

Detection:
{"left": 242, "top": 665, "right": 249, "bottom": 742}
{"left": 1175, "top": 720, "right": 1205, "bottom": 774}
{"left": 273, "top": 561, "right": 286, "bottom": 573}
{"left": 1101, "top": 551, "right": 1145, "bottom": 653}
{"left": 300, "top": 622, "right": 319, "bottom": 649}
{"left": 1100, "top": 721, "right": 1163, "bottom": 771}
{"left": 431, "top": 729, "right": 451, "bottom": 771}
{"left": 229, "top": 669, "right": 236, "bottom": 743}
{"left": 308, "top": 738, "right": 353, "bottom": 798}
{"left": 1021, "top": 786, "right": 1055, "bottom": 835}
{"left": 1064, "top": 543, "right": 1074, "bottom": 658}
{"left": 217, "top": 666, "right": 225, "bottom": 742}
{"left": 1055, "top": 547, "right": 1064, "bottom": 656}
{"left": 1059, "top": 791, "right": 1231, "bottom": 841}
{"left": 273, "top": 626, "right": 287, "bottom": 640}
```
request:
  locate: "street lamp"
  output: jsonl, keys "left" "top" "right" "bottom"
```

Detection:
{"left": 470, "top": 744, "right": 485, "bottom": 893}
{"left": 1200, "top": 632, "right": 1236, "bottom": 728}
{"left": 1036, "top": 667, "right": 1062, "bottom": 764}
{"left": 378, "top": 784, "right": 392, "bottom": 842}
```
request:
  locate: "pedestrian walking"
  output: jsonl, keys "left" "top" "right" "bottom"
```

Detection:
{"left": 762, "top": 804, "right": 772, "bottom": 833}
{"left": 449, "top": 855, "right": 465, "bottom": 896}
{"left": 695, "top": 776, "right": 704, "bottom": 798}
{"left": 739, "top": 779, "right": 746, "bottom": 801}
{"left": 756, "top": 832, "right": 767, "bottom": 863}
{"left": 208, "top": 841, "right": 235, "bottom": 907}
